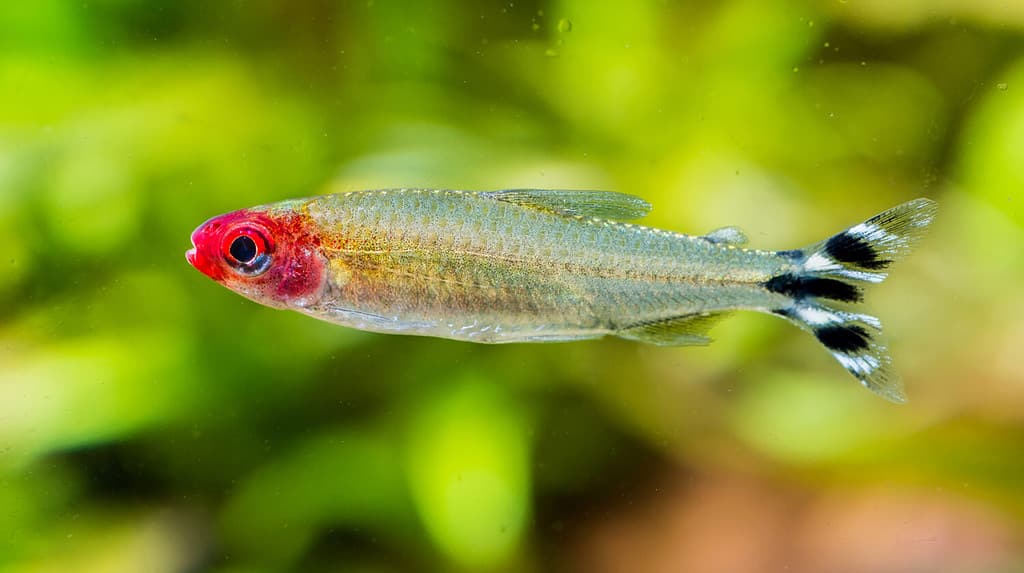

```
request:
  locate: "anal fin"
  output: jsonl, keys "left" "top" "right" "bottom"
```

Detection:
{"left": 616, "top": 312, "right": 731, "bottom": 346}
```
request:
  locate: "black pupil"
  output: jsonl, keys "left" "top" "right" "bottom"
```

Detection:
{"left": 230, "top": 235, "right": 258, "bottom": 263}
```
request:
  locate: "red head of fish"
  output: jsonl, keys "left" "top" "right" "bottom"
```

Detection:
{"left": 186, "top": 208, "right": 326, "bottom": 308}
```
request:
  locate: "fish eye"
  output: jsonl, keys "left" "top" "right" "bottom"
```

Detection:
{"left": 222, "top": 227, "right": 272, "bottom": 276}
{"left": 230, "top": 235, "right": 257, "bottom": 263}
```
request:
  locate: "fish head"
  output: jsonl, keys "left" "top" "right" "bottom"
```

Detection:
{"left": 186, "top": 208, "right": 327, "bottom": 309}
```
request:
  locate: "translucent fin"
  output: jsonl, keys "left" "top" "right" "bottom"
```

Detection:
{"left": 766, "top": 198, "right": 937, "bottom": 402}
{"left": 701, "top": 226, "right": 749, "bottom": 246}
{"left": 616, "top": 312, "right": 730, "bottom": 346}
{"left": 798, "top": 197, "right": 939, "bottom": 283}
{"left": 777, "top": 304, "right": 904, "bottom": 402}
{"left": 483, "top": 189, "right": 651, "bottom": 221}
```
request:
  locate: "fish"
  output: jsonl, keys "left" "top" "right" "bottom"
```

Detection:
{"left": 186, "top": 189, "right": 937, "bottom": 402}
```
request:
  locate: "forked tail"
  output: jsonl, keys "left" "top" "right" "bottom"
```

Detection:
{"left": 767, "top": 198, "right": 938, "bottom": 402}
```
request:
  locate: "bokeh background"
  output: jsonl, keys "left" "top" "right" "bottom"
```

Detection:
{"left": 2, "top": 1, "right": 1023, "bottom": 572}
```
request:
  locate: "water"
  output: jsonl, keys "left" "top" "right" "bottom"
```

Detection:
{"left": 1, "top": 2, "right": 1022, "bottom": 572}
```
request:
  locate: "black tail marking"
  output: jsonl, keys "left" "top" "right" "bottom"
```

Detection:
{"left": 764, "top": 198, "right": 938, "bottom": 403}
{"left": 824, "top": 233, "right": 890, "bottom": 269}
{"left": 814, "top": 324, "right": 870, "bottom": 353}
{"left": 764, "top": 273, "right": 862, "bottom": 303}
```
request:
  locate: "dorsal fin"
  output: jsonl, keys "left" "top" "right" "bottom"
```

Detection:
{"left": 616, "top": 312, "right": 731, "bottom": 346}
{"left": 482, "top": 189, "right": 651, "bottom": 221}
{"left": 701, "top": 226, "right": 749, "bottom": 246}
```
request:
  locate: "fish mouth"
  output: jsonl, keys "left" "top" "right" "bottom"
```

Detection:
{"left": 185, "top": 223, "right": 223, "bottom": 279}
{"left": 186, "top": 227, "right": 201, "bottom": 268}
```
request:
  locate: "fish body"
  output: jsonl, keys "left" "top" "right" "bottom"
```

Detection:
{"left": 186, "top": 189, "right": 936, "bottom": 401}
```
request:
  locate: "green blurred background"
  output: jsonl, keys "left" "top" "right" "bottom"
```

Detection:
{"left": 2, "top": 1, "right": 1023, "bottom": 571}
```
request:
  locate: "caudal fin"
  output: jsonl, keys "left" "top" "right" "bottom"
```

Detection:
{"left": 768, "top": 198, "right": 938, "bottom": 402}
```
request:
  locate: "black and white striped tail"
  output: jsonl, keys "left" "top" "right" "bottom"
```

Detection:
{"left": 767, "top": 198, "right": 938, "bottom": 402}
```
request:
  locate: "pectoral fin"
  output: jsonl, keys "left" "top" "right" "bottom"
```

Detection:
{"left": 483, "top": 189, "right": 652, "bottom": 221}
{"left": 616, "top": 312, "right": 731, "bottom": 346}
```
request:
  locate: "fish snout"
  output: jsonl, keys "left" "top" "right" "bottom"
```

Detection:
{"left": 185, "top": 218, "right": 227, "bottom": 280}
